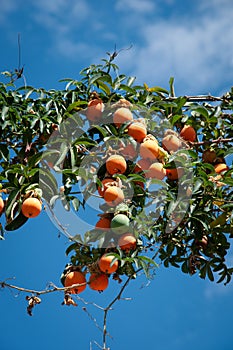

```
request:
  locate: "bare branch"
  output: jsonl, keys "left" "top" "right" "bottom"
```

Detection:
{"left": 192, "top": 137, "right": 233, "bottom": 146}
{"left": 166, "top": 95, "right": 231, "bottom": 102}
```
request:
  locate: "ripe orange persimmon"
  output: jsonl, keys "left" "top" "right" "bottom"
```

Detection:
{"left": 104, "top": 186, "right": 124, "bottom": 206}
{"left": 97, "top": 178, "right": 115, "bottom": 197}
{"left": 202, "top": 149, "right": 216, "bottom": 163}
{"left": 98, "top": 253, "right": 119, "bottom": 274}
{"left": 121, "top": 142, "right": 137, "bottom": 159}
{"left": 127, "top": 122, "right": 147, "bottom": 143}
{"left": 95, "top": 217, "right": 111, "bottom": 230}
{"left": 134, "top": 158, "right": 151, "bottom": 173}
{"left": 106, "top": 155, "right": 127, "bottom": 175}
{"left": 113, "top": 107, "right": 133, "bottom": 127}
{"left": 21, "top": 197, "right": 42, "bottom": 218}
{"left": 0, "top": 197, "right": 4, "bottom": 215}
{"left": 180, "top": 125, "right": 196, "bottom": 142}
{"left": 134, "top": 181, "right": 145, "bottom": 189}
{"left": 214, "top": 163, "right": 229, "bottom": 174}
{"left": 64, "top": 271, "right": 86, "bottom": 294}
{"left": 162, "top": 134, "right": 181, "bottom": 152}
{"left": 140, "top": 139, "right": 159, "bottom": 160}
{"left": 86, "top": 99, "right": 104, "bottom": 121}
{"left": 166, "top": 167, "right": 184, "bottom": 180}
{"left": 89, "top": 273, "right": 109, "bottom": 292}
{"left": 146, "top": 162, "right": 166, "bottom": 180}
{"left": 118, "top": 233, "right": 137, "bottom": 251}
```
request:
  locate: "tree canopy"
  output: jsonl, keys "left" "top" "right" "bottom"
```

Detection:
{"left": 0, "top": 55, "right": 233, "bottom": 347}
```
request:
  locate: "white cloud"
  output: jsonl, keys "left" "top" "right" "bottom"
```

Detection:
{"left": 15, "top": 0, "right": 232, "bottom": 96}
{"left": 115, "top": 0, "right": 155, "bottom": 13}
{"left": 33, "top": 0, "right": 90, "bottom": 31}
{"left": 32, "top": 0, "right": 97, "bottom": 62}
{"left": 115, "top": 3, "right": 233, "bottom": 95}
{"left": 204, "top": 280, "right": 233, "bottom": 299}
{"left": 0, "top": 0, "right": 19, "bottom": 23}
{"left": 55, "top": 37, "right": 101, "bottom": 61}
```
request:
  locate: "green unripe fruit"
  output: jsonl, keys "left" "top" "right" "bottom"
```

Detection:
{"left": 110, "top": 214, "right": 130, "bottom": 235}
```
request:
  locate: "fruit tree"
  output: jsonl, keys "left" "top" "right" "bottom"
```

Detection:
{"left": 0, "top": 54, "right": 233, "bottom": 349}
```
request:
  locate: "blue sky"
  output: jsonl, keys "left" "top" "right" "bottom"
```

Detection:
{"left": 1, "top": 1, "right": 233, "bottom": 350}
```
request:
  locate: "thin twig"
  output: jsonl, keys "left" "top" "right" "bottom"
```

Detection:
{"left": 166, "top": 95, "right": 231, "bottom": 102}
{"left": 102, "top": 276, "right": 133, "bottom": 349}
{"left": 193, "top": 137, "right": 233, "bottom": 146}
{"left": 0, "top": 280, "right": 86, "bottom": 296}
{"left": 45, "top": 204, "right": 76, "bottom": 241}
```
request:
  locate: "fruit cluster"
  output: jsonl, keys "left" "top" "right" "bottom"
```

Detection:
{"left": 0, "top": 193, "right": 42, "bottom": 223}
{"left": 60, "top": 100, "right": 200, "bottom": 294}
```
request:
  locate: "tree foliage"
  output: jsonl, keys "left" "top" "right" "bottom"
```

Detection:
{"left": 1, "top": 55, "right": 233, "bottom": 298}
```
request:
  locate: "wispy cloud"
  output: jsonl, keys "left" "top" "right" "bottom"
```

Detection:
{"left": 204, "top": 280, "right": 233, "bottom": 299}
{"left": 33, "top": 0, "right": 90, "bottom": 33}
{"left": 7, "top": 0, "right": 232, "bottom": 95}
{"left": 31, "top": 0, "right": 100, "bottom": 62}
{"left": 0, "top": 0, "right": 19, "bottom": 24}
{"left": 115, "top": 0, "right": 156, "bottom": 13}
{"left": 115, "top": 1, "right": 233, "bottom": 94}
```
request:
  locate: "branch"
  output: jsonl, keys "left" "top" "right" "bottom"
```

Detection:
{"left": 192, "top": 137, "right": 233, "bottom": 146}
{"left": 102, "top": 276, "right": 133, "bottom": 349}
{"left": 166, "top": 95, "right": 231, "bottom": 102}
{"left": 0, "top": 279, "right": 86, "bottom": 296}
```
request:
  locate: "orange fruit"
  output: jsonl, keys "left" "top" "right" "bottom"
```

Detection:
{"left": 118, "top": 233, "right": 137, "bottom": 251}
{"left": 214, "top": 163, "right": 229, "bottom": 174}
{"left": 106, "top": 155, "right": 127, "bottom": 175}
{"left": 98, "top": 253, "right": 119, "bottom": 274}
{"left": 97, "top": 178, "right": 115, "bottom": 197}
{"left": 166, "top": 167, "right": 184, "bottom": 180}
{"left": 134, "top": 158, "right": 151, "bottom": 173}
{"left": 134, "top": 181, "right": 145, "bottom": 189}
{"left": 113, "top": 107, "right": 133, "bottom": 127}
{"left": 127, "top": 122, "right": 147, "bottom": 143}
{"left": 21, "top": 197, "right": 42, "bottom": 218}
{"left": 64, "top": 271, "right": 86, "bottom": 294}
{"left": 202, "top": 149, "right": 216, "bottom": 163}
{"left": 0, "top": 197, "right": 4, "bottom": 215}
{"left": 121, "top": 142, "right": 137, "bottom": 159}
{"left": 162, "top": 134, "right": 181, "bottom": 152}
{"left": 95, "top": 217, "right": 111, "bottom": 230}
{"left": 104, "top": 186, "right": 124, "bottom": 206}
{"left": 86, "top": 99, "right": 104, "bottom": 121}
{"left": 52, "top": 123, "right": 58, "bottom": 131}
{"left": 146, "top": 162, "right": 166, "bottom": 180}
{"left": 180, "top": 125, "right": 196, "bottom": 142}
{"left": 89, "top": 273, "right": 109, "bottom": 292}
{"left": 140, "top": 140, "right": 159, "bottom": 160}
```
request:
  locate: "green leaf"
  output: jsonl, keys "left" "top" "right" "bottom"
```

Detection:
{"left": 137, "top": 255, "right": 158, "bottom": 267}
{"left": 96, "top": 80, "right": 111, "bottom": 95}
{"left": 71, "top": 197, "right": 80, "bottom": 211}
{"left": 54, "top": 142, "right": 69, "bottom": 167}
{"left": 191, "top": 106, "right": 209, "bottom": 119}
{"left": 65, "top": 242, "right": 81, "bottom": 256}
{"left": 209, "top": 212, "right": 227, "bottom": 228}
{"left": 5, "top": 212, "right": 28, "bottom": 231}
{"left": 127, "top": 76, "right": 136, "bottom": 87}
{"left": 169, "top": 77, "right": 175, "bottom": 97}
{"left": 207, "top": 265, "right": 214, "bottom": 282}
{"left": 5, "top": 189, "right": 20, "bottom": 218}
{"left": 0, "top": 144, "right": 9, "bottom": 161}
